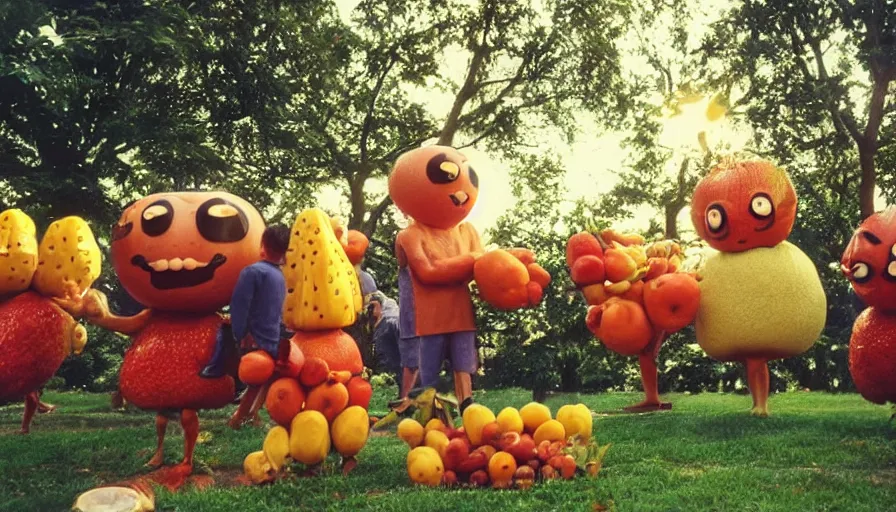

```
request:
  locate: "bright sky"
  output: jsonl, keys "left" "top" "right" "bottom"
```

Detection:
{"left": 320, "top": 1, "right": 887, "bottom": 243}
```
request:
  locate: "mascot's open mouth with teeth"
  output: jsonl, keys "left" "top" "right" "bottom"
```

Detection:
{"left": 131, "top": 254, "right": 227, "bottom": 289}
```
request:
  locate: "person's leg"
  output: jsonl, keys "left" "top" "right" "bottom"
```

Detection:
{"left": 247, "top": 382, "right": 270, "bottom": 427}
{"left": 200, "top": 324, "right": 234, "bottom": 378}
{"left": 418, "top": 334, "right": 447, "bottom": 389}
{"left": 147, "top": 413, "right": 169, "bottom": 467}
{"left": 229, "top": 385, "right": 262, "bottom": 429}
{"left": 19, "top": 391, "right": 39, "bottom": 434}
{"left": 746, "top": 358, "right": 770, "bottom": 417}
{"left": 399, "top": 336, "right": 421, "bottom": 398}
{"left": 448, "top": 331, "right": 477, "bottom": 412}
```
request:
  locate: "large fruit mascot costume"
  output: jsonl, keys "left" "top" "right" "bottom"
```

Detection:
{"left": 0, "top": 210, "right": 98, "bottom": 433}
{"left": 56, "top": 192, "right": 265, "bottom": 476}
{"left": 691, "top": 159, "right": 826, "bottom": 416}
{"left": 387, "top": 145, "right": 550, "bottom": 411}
{"left": 840, "top": 207, "right": 896, "bottom": 408}
{"left": 566, "top": 229, "right": 701, "bottom": 411}
{"left": 239, "top": 208, "right": 376, "bottom": 483}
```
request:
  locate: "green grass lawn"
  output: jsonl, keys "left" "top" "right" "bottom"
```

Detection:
{"left": 2, "top": 389, "right": 895, "bottom": 512}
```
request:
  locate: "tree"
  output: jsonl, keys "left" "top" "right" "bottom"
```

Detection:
{"left": 701, "top": 0, "right": 896, "bottom": 220}
{"left": 311, "top": 0, "right": 633, "bottom": 239}
{"left": 0, "top": 0, "right": 342, "bottom": 230}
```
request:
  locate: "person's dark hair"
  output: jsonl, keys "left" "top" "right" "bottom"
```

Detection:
{"left": 261, "top": 225, "right": 291, "bottom": 260}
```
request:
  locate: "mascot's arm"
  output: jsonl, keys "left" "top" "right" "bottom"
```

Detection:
{"left": 397, "top": 230, "right": 475, "bottom": 285}
{"left": 54, "top": 288, "right": 152, "bottom": 335}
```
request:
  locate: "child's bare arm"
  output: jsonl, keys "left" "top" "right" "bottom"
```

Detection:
{"left": 399, "top": 230, "right": 475, "bottom": 285}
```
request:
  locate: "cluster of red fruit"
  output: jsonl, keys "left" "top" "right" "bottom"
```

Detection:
{"left": 239, "top": 339, "right": 373, "bottom": 427}
{"left": 566, "top": 229, "right": 701, "bottom": 355}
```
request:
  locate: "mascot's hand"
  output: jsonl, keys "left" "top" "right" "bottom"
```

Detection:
{"left": 473, "top": 248, "right": 552, "bottom": 310}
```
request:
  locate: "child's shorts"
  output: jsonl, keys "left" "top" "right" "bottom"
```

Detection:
{"left": 418, "top": 331, "right": 477, "bottom": 387}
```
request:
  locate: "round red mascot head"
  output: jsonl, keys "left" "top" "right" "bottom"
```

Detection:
{"left": 388, "top": 145, "right": 479, "bottom": 229}
{"left": 111, "top": 191, "right": 265, "bottom": 313}
{"left": 841, "top": 207, "right": 896, "bottom": 312}
{"left": 690, "top": 159, "right": 797, "bottom": 253}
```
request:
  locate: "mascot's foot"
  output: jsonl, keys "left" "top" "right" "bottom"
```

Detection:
{"left": 17, "top": 427, "right": 30, "bottom": 435}
{"left": 145, "top": 462, "right": 194, "bottom": 492}
{"left": 342, "top": 457, "right": 358, "bottom": 476}
{"left": 37, "top": 403, "right": 56, "bottom": 414}
{"left": 750, "top": 406, "right": 769, "bottom": 418}
{"left": 145, "top": 452, "right": 165, "bottom": 469}
{"left": 622, "top": 401, "right": 672, "bottom": 413}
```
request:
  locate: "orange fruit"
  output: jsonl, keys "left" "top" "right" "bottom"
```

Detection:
{"left": 304, "top": 381, "right": 349, "bottom": 423}
{"left": 292, "top": 329, "right": 363, "bottom": 374}
{"left": 238, "top": 350, "right": 275, "bottom": 386}
{"left": 265, "top": 378, "right": 305, "bottom": 427}
{"left": 487, "top": 451, "right": 517, "bottom": 486}
{"left": 299, "top": 357, "right": 330, "bottom": 388}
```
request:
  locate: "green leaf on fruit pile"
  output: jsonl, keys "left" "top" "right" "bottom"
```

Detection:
{"left": 372, "top": 388, "right": 457, "bottom": 430}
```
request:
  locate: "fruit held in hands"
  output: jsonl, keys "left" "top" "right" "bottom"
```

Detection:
{"left": 462, "top": 404, "right": 496, "bottom": 446}
{"left": 570, "top": 255, "right": 606, "bottom": 286}
{"left": 265, "top": 378, "right": 305, "bottom": 427}
{"left": 603, "top": 249, "right": 638, "bottom": 282}
{"left": 239, "top": 351, "right": 275, "bottom": 386}
{"left": 586, "top": 298, "right": 654, "bottom": 356}
{"left": 566, "top": 232, "right": 604, "bottom": 267}
{"left": 473, "top": 250, "right": 549, "bottom": 310}
{"left": 519, "top": 402, "right": 551, "bottom": 434}
{"left": 643, "top": 273, "right": 701, "bottom": 332}
{"left": 398, "top": 418, "right": 426, "bottom": 448}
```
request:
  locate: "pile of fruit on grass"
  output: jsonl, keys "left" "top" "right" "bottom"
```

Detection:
{"left": 567, "top": 228, "right": 700, "bottom": 353}
{"left": 242, "top": 208, "right": 374, "bottom": 484}
{"left": 398, "top": 402, "right": 609, "bottom": 489}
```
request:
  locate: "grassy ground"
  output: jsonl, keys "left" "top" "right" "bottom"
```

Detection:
{"left": 2, "top": 389, "right": 895, "bottom": 512}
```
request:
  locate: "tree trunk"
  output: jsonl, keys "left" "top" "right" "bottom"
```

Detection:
{"left": 857, "top": 73, "right": 891, "bottom": 220}
{"left": 664, "top": 204, "right": 681, "bottom": 240}
{"left": 348, "top": 174, "right": 366, "bottom": 231}
{"left": 858, "top": 142, "right": 877, "bottom": 220}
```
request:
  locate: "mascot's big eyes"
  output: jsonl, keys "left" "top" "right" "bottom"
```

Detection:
{"left": 706, "top": 205, "right": 727, "bottom": 234}
{"left": 142, "top": 200, "right": 174, "bottom": 237}
{"left": 196, "top": 198, "right": 249, "bottom": 242}
{"left": 426, "top": 153, "right": 461, "bottom": 184}
{"left": 750, "top": 194, "right": 774, "bottom": 218}
{"left": 469, "top": 167, "right": 479, "bottom": 188}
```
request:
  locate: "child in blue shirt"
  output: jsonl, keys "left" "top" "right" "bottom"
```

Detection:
{"left": 200, "top": 225, "right": 291, "bottom": 380}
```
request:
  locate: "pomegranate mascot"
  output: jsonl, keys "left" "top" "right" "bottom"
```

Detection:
{"left": 691, "top": 159, "right": 826, "bottom": 417}
{"left": 565, "top": 228, "right": 701, "bottom": 412}
{"left": 841, "top": 207, "right": 896, "bottom": 410}
{"left": 0, "top": 210, "right": 98, "bottom": 433}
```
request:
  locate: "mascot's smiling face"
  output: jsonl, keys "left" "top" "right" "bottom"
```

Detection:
{"left": 111, "top": 192, "right": 265, "bottom": 313}
{"left": 842, "top": 207, "right": 896, "bottom": 312}
{"left": 690, "top": 160, "right": 797, "bottom": 253}
{"left": 388, "top": 145, "right": 480, "bottom": 229}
